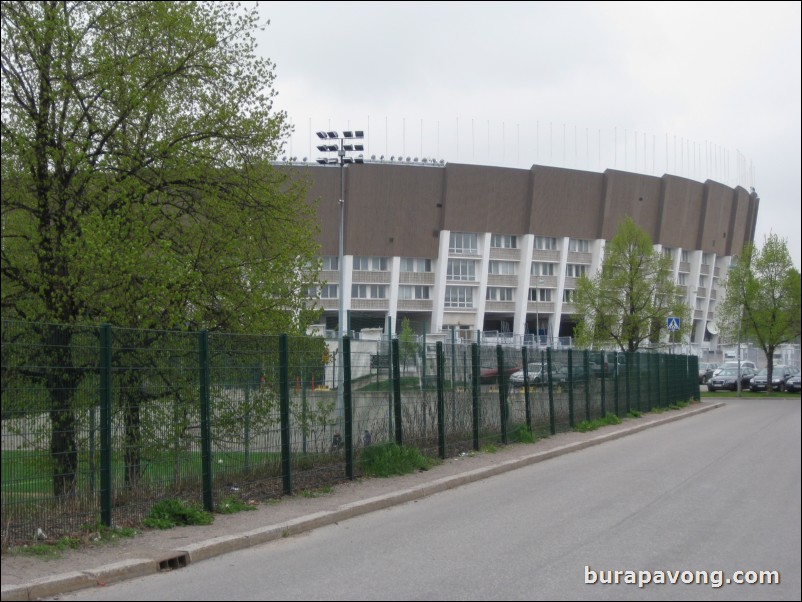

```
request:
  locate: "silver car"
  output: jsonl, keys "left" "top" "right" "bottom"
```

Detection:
{"left": 509, "top": 363, "right": 545, "bottom": 387}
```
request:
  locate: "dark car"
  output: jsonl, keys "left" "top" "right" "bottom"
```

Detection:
{"left": 785, "top": 374, "right": 802, "bottom": 393}
{"left": 749, "top": 365, "right": 798, "bottom": 392}
{"left": 707, "top": 367, "right": 756, "bottom": 392}
{"left": 698, "top": 362, "right": 718, "bottom": 384}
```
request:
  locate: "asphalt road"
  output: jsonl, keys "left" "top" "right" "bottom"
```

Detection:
{"left": 57, "top": 398, "right": 801, "bottom": 601}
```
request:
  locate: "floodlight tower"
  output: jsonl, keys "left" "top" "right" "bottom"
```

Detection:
{"left": 316, "top": 130, "right": 364, "bottom": 427}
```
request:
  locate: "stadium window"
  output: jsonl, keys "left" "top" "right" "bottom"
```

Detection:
{"left": 486, "top": 287, "right": 514, "bottom": 301}
{"left": 445, "top": 286, "right": 474, "bottom": 308}
{"left": 568, "top": 238, "right": 589, "bottom": 252}
{"left": 488, "top": 260, "right": 516, "bottom": 275}
{"left": 529, "top": 288, "right": 552, "bottom": 302}
{"left": 491, "top": 234, "right": 517, "bottom": 249}
{"left": 449, "top": 232, "right": 478, "bottom": 254}
{"left": 531, "top": 262, "right": 555, "bottom": 276}
{"left": 401, "top": 257, "right": 433, "bottom": 272}
{"left": 565, "top": 264, "right": 587, "bottom": 278}
{"left": 447, "top": 259, "right": 476, "bottom": 281}
{"left": 534, "top": 236, "right": 557, "bottom": 250}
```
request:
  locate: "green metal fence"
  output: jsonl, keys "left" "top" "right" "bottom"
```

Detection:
{"left": 1, "top": 320, "right": 699, "bottom": 546}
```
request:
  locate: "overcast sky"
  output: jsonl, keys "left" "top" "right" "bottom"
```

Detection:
{"left": 251, "top": 1, "right": 801, "bottom": 268}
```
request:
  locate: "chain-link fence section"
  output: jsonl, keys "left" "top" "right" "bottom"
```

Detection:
{"left": 1, "top": 320, "right": 698, "bottom": 547}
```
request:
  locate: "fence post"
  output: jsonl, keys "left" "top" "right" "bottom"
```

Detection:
{"left": 198, "top": 330, "right": 213, "bottom": 512}
{"left": 600, "top": 351, "right": 607, "bottom": 417}
{"left": 567, "top": 349, "right": 575, "bottom": 429}
{"left": 343, "top": 336, "right": 354, "bottom": 480}
{"left": 279, "top": 334, "right": 292, "bottom": 495}
{"left": 583, "top": 349, "right": 591, "bottom": 422}
{"left": 691, "top": 355, "right": 700, "bottom": 401}
{"left": 625, "top": 352, "right": 631, "bottom": 414}
{"left": 614, "top": 352, "right": 620, "bottom": 417}
{"left": 99, "top": 324, "right": 113, "bottom": 527}
{"left": 656, "top": 353, "right": 663, "bottom": 408}
{"left": 471, "top": 343, "right": 480, "bottom": 451}
{"left": 522, "top": 346, "right": 532, "bottom": 432}
{"left": 436, "top": 342, "right": 446, "bottom": 459}
{"left": 547, "top": 347, "right": 556, "bottom": 435}
{"left": 392, "top": 338, "right": 403, "bottom": 446}
{"left": 421, "top": 331, "right": 427, "bottom": 390}
{"left": 496, "top": 345, "right": 508, "bottom": 444}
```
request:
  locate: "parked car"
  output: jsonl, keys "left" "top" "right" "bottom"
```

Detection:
{"left": 707, "top": 366, "right": 756, "bottom": 392}
{"left": 509, "top": 363, "right": 542, "bottom": 387}
{"left": 559, "top": 364, "right": 590, "bottom": 386}
{"left": 589, "top": 354, "right": 627, "bottom": 377}
{"left": 480, "top": 365, "right": 521, "bottom": 384}
{"left": 749, "top": 365, "right": 799, "bottom": 392}
{"left": 712, "top": 360, "right": 757, "bottom": 376}
{"left": 785, "top": 374, "right": 802, "bottom": 393}
{"left": 509, "top": 363, "right": 564, "bottom": 387}
{"left": 698, "top": 362, "right": 719, "bottom": 384}
{"left": 785, "top": 368, "right": 801, "bottom": 387}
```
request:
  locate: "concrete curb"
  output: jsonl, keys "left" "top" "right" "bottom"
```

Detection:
{"left": 0, "top": 402, "right": 723, "bottom": 601}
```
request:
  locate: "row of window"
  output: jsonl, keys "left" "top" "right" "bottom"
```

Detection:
{"left": 352, "top": 285, "right": 432, "bottom": 300}
{"left": 330, "top": 247, "right": 716, "bottom": 276}
{"left": 323, "top": 256, "right": 589, "bottom": 281}
{"left": 309, "top": 284, "right": 573, "bottom": 305}
{"left": 446, "top": 286, "right": 568, "bottom": 308}
{"left": 662, "top": 248, "right": 717, "bottom": 266}
{"left": 448, "top": 232, "right": 591, "bottom": 254}
{"left": 309, "top": 285, "right": 431, "bottom": 300}
{"left": 324, "top": 256, "right": 434, "bottom": 273}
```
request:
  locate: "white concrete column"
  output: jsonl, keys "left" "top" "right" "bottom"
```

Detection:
{"left": 514, "top": 234, "right": 534, "bottom": 336}
{"left": 431, "top": 231, "right": 451, "bottom": 333}
{"left": 551, "top": 237, "right": 570, "bottom": 345}
{"left": 475, "top": 232, "right": 492, "bottom": 332}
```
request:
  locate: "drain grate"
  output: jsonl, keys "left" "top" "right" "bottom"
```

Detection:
{"left": 159, "top": 553, "right": 189, "bottom": 571}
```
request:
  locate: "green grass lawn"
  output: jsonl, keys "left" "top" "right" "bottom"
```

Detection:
{"left": 1, "top": 449, "right": 285, "bottom": 500}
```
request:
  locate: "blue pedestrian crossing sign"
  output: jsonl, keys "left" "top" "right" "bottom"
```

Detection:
{"left": 667, "top": 317, "right": 681, "bottom": 331}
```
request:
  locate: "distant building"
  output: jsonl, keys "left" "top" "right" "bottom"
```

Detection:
{"left": 291, "top": 160, "right": 758, "bottom": 350}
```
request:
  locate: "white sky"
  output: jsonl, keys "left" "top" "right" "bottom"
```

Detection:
{"left": 251, "top": 1, "right": 801, "bottom": 268}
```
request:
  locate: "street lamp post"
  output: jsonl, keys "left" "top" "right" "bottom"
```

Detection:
{"left": 736, "top": 304, "right": 743, "bottom": 398}
{"left": 316, "top": 130, "right": 365, "bottom": 429}
{"left": 727, "top": 263, "right": 742, "bottom": 398}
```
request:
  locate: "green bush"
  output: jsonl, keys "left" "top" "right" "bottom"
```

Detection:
{"left": 144, "top": 499, "right": 214, "bottom": 529}
{"left": 358, "top": 443, "right": 435, "bottom": 477}
{"left": 574, "top": 413, "right": 622, "bottom": 433}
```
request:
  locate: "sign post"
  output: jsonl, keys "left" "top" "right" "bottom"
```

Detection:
{"left": 667, "top": 317, "right": 681, "bottom": 354}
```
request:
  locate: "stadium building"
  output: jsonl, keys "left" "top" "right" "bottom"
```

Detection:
{"left": 297, "top": 159, "right": 759, "bottom": 350}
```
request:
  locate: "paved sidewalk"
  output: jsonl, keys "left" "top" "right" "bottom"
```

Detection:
{"left": 1, "top": 401, "right": 723, "bottom": 601}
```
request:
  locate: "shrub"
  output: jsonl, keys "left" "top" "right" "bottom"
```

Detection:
{"left": 358, "top": 443, "right": 435, "bottom": 477}
{"left": 144, "top": 499, "right": 214, "bottom": 529}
